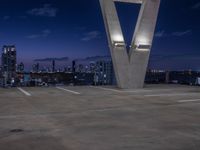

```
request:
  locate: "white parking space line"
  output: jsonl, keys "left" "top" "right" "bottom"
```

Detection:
{"left": 178, "top": 99, "right": 200, "bottom": 103}
{"left": 90, "top": 86, "right": 123, "bottom": 93}
{"left": 17, "top": 87, "right": 31, "bottom": 96}
{"left": 144, "top": 93, "right": 199, "bottom": 97}
{"left": 56, "top": 87, "right": 80, "bottom": 95}
{"left": 90, "top": 86, "right": 163, "bottom": 93}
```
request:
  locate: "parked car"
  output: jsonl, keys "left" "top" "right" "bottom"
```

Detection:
{"left": 38, "top": 82, "right": 48, "bottom": 87}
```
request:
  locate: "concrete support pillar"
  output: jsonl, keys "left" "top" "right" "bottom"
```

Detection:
{"left": 100, "top": 0, "right": 160, "bottom": 89}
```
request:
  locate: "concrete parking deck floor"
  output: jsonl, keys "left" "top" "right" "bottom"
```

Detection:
{"left": 0, "top": 84, "right": 200, "bottom": 150}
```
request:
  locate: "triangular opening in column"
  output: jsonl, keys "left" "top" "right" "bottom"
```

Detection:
{"left": 114, "top": 2, "right": 141, "bottom": 52}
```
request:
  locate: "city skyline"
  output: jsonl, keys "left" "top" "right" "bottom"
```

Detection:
{"left": 0, "top": 0, "right": 200, "bottom": 70}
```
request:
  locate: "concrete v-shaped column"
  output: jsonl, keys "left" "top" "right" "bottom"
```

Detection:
{"left": 100, "top": 0, "right": 160, "bottom": 89}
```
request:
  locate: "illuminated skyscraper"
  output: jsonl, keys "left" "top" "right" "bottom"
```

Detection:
{"left": 95, "top": 60, "right": 114, "bottom": 85}
{"left": 1, "top": 45, "right": 17, "bottom": 83}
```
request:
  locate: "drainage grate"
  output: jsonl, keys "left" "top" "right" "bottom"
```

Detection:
{"left": 10, "top": 129, "right": 24, "bottom": 133}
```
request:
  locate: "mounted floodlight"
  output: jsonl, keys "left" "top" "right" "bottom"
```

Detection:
{"left": 113, "top": 41, "right": 126, "bottom": 47}
{"left": 136, "top": 44, "right": 151, "bottom": 50}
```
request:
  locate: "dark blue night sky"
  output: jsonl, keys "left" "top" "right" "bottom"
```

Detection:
{"left": 0, "top": 0, "right": 200, "bottom": 70}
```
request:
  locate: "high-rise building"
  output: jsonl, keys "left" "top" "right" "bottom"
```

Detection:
{"left": 0, "top": 66, "right": 3, "bottom": 86}
{"left": 0, "top": 65, "right": 2, "bottom": 74}
{"left": 32, "top": 63, "right": 40, "bottom": 73}
{"left": 95, "top": 60, "right": 114, "bottom": 85}
{"left": 89, "top": 62, "right": 96, "bottom": 73}
{"left": 1, "top": 45, "right": 17, "bottom": 83}
{"left": 17, "top": 62, "right": 24, "bottom": 73}
{"left": 78, "top": 64, "right": 84, "bottom": 73}
{"left": 52, "top": 60, "right": 55, "bottom": 73}
{"left": 72, "top": 60, "right": 76, "bottom": 73}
